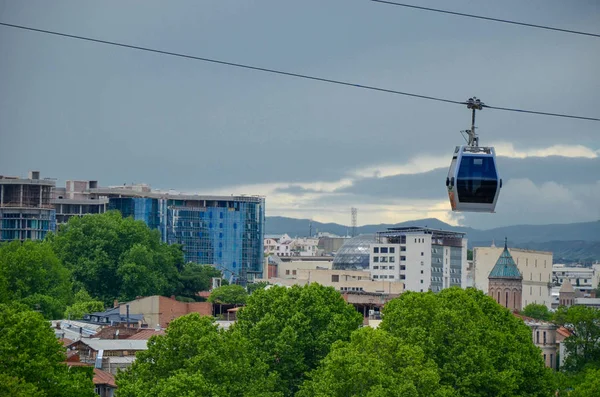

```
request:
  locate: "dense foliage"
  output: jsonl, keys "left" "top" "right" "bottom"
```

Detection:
{"left": 235, "top": 284, "right": 363, "bottom": 395}
{"left": 49, "top": 211, "right": 184, "bottom": 304}
{"left": 298, "top": 327, "right": 457, "bottom": 397}
{"left": 0, "top": 241, "right": 71, "bottom": 319}
{"left": 177, "top": 263, "right": 224, "bottom": 299}
{"left": 0, "top": 303, "right": 95, "bottom": 397}
{"left": 208, "top": 284, "right": 248, "bottom": 305}
{"left": 116, "top": 314, "right": 281, "bottom": 396}
{"left": 64, "top": 289, "right": 104, "bottom": 320}
{"left": 521, "top": 303, "right": 553, "bottom": 321}
{"left": 381, "top": 288, "right": 555, "bottom": 397}
{"left": 554, "top": 305, "right": 600, "bottom": 372}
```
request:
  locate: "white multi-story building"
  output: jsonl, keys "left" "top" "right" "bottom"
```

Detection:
{"left": 551, "top": 264, "right": 600, "bottom": 297}
{"left": 369, "top": 227, "right": 468, "bottom": 292}
{"left": 473, "top": 245, "right": 553, "bottom": 308}
{"left": 264, "top": 234, "right": 292, "bottom": 256}
{"left": 290, "top": 237, "right": 319, "bottom": 257}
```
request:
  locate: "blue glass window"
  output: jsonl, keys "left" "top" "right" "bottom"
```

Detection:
{"left": 219, "top": 223, "right": 223, "bottom": 228}
{"left": 233, "top": 223, "right": 237, "bottom": 229}
{"left": 209, "top": 223, "right": 213, "bottom": 228}
{"left": 457, "top": 155, "right": 498, "bottom": 204}
{"left": 220, "top": 212, "right": 223, "bottom": 219}
{"left": 219, "top": 232, "right": 223, "bottom": 238}
{"left": 233, "top": 261, "right": 237, "bottom": 268}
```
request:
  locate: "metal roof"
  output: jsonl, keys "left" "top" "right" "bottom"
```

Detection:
{"left": 79, "top": 339, "right": 148, "bottom": 351}
{"left": 489, "top": 240, "right": 522, "bottom": 279}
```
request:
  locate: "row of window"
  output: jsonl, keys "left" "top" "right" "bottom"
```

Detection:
{"left": 373, "top": 246, "right": 396, "bottom": 254}
{"left": 373, "top": 256, "right": 396, "bottom": 263}
{"left": 373, "top": 275, "right": 395, "bottom": 280}
{"left": 340, "top": 287, "right": 364, "bottom": 292}
{"left": 372, "top": 265, "right": 395, "bottom": 271}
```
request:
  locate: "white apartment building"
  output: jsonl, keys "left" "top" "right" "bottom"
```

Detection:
{"left": 264, "top": 234, "right": 292, "bottom": 256}
{"left": 264, "top": 235, "right": 318, "bottom": 257}
{"left": 473, "top": 246, "right": 553, "bottom": 308}
{"left": 290, "top": 237, "right": 319, "bottom": 257}
{"left": 369, "top": 227, "right": 468, "bottom": 292}
{"left": 551, "top": 264, "right": 600, "bottom": 297}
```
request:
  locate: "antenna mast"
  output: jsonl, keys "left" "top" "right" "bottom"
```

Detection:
{"left": 351, "top": 208, "right": 357, "bottom": 237}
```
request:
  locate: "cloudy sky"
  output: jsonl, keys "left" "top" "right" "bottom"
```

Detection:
{"left": 1, "top": 0, "right": 599, "bottom": 229}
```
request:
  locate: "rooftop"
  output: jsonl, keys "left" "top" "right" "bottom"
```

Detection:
{"left": 78, "top": 338, "right": 148, "bottom": 351}
{"left": 489, "top": 239, "right": 522, "bottom": 279}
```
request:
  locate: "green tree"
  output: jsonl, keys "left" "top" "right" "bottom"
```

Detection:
{"left": 64, "top": 289, "right": 104, "bottom": 320}
{"left": 298, "top": 327, "right": 457, "bottom": 397}
{"left": 235, "top": 284, "right": 363, "bottom": 396}
{"left": 381, "top": 288, "right": 555, "bottom": 397}
{"left": 247, "top": 281, "right": 269, "bottom": 295}
{"left": 554, "top": 305, "right": 600, "bottom": 372}
{"left": 0, "top": 241, "right": 71, "bottom": 319}
{"left": 208, "top": 284, "right": 248, "bottom": 305}
{"left": 176, "top": 263, "right": 223, "bottom": 299}
{"left": 522, "top": 303, "right": 553, "bottom": 321}
{"left": 49, "top": 211, "right": 183, "bottom": 303}
{"left": 569, "top": 368, "right": 600, "bottom": 397}
{"left": 0, "top": 303, "right": 95, "bottom": 397}
{"left": 116, "top": 313, "right": 281, "bottom": 397}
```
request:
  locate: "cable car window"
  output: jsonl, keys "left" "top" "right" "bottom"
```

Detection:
{"left": 456, "top": 156, "right": 498, "bottom": 203}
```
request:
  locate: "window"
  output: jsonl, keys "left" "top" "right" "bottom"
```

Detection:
{"left": 401, "top": 246, "right": 406, "bottom": 251}
{"left": 373, "top": 266, "right": 379, "bottom": 270}
{"left": 331, "top": 275, "right": 339, "bottom": 282}
{"left": 381, "top": 257, "right": 388, "bottom": 263}
{"left": 400, "top": 265, "right": 406, "bottom": 270}
{"left": 373, "top": 275, "right": 379, "bottom": 279}
{"left": 374, "top": 247, "right": 379, "bottom": 253}
{"left": 456, "top": 156, "right": 498, "bottom": 204}
{"left": 286, "top": 270, "right": 290, "bottom": 275}
{"left": 401, "top": 256, "right": 406, "bottom": 261}
{"left": 389, "top": 256, "right": 395, "bottom": 263}
{"left": 421, "top": 252, "right": 424, "bottom": 256}
{"left": 389, "top": 247, "right": 395, "bottom": 253}
{"left": 292, "top": 270, "right": 296, "bottom": 275}
{"left": 381, "top": 266, "right": 387, "bottom": 270}
{"left": 389, "top": 266, "right": 394, "bottom": 270}
{"left": 421, "top": 270, "right": 424, "bottom": 274}
{"left": 550, "top": 354, "right": 553, "bottom": 369}
{"left": 420, "top": 280, "right": 423, "bottom": 284}
{"left": 381, "top": 247, "right": 388, "bottom": 253}
{"left": 543, "top": 331, "right": 546, "bottom": 344}
{"left": 400, "top": 275, "right": 405, "bottom": 280}
{"left": 374, "top": 257, "right": 379, "bottom": 263}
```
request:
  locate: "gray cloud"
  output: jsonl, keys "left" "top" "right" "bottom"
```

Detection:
{"left": 0, "top": 0, "right": 599, "bottom": 227}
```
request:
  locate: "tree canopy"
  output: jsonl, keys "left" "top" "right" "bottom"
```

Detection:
{"left": 49, "top": 211, "right": 184, "bottom": 303}
{"left": 298, "top": 327, "right": 457, "bottom": 397}
{"left": 64, "top": 289, "right": 104, "bottom": 320}
{"left": 0, "top": 241, "right": 71, "bottom": 319}
{"left": 116, "top": 313, "right": 281, "bottom": 397}
{"left": 208, "top": 284, "right": 248, "bottom": 305}
{"left": 176, "top": 263, "right": 223, "bottom": 299}
{"left": 521, "top": 303, "right": 553, "bottom": 321}
{"left": 235, "top": 284, "right": 363, "bottom": 396}
{"left": 554, "top": 305, "right": 600, "bottom": 372}
{"left": 0, "top": 303, "right": 95, "bottom": 397}
{"left": 381, "top": 288, "right": 555, "bottom": 397}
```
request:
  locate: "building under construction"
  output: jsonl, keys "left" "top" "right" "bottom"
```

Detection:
{"left": 0, "top": 171, "right": 56, "bottom": 241}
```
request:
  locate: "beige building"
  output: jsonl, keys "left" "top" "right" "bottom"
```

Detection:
{"left": 474, "top": 246, "right": 552, "bottom": 308}
{"left": 257, "top": 268, "right": 404, "bottom": 295}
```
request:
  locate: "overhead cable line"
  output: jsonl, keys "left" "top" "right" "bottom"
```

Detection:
{"left": 1, "top": 21, "right": 599, "bottom": 122}
{"left": 370, "top": 0, "right": 600, "bottom": 39}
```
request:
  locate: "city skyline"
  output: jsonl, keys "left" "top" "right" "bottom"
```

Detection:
{"left": 1, "top": 0, "right": 599, "bottom": 229}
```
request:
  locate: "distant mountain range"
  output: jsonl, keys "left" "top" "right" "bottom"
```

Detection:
{"left": 265, "top": 217, "right": 600, "bottom": 264}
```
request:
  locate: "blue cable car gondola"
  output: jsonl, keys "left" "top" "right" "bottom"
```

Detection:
{"left": 446, "top": 97, "right": 502, "bottom": 213}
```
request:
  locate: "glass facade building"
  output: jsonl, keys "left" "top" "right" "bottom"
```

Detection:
{"left": 106, "top": 195, "right": 265, "bottom": 283}
{"left": 332, "top": 235, "right": 376, "bottom": 271}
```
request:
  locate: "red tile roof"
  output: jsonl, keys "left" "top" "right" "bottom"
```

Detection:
{"left": 93, "top": 368, "right": 117, "bottom": 388}
{"left": 557, "top": 326, "right": 572, "bottom": 338}
{"left": 126, "top": 329, "right": 165, "bottom": 340}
